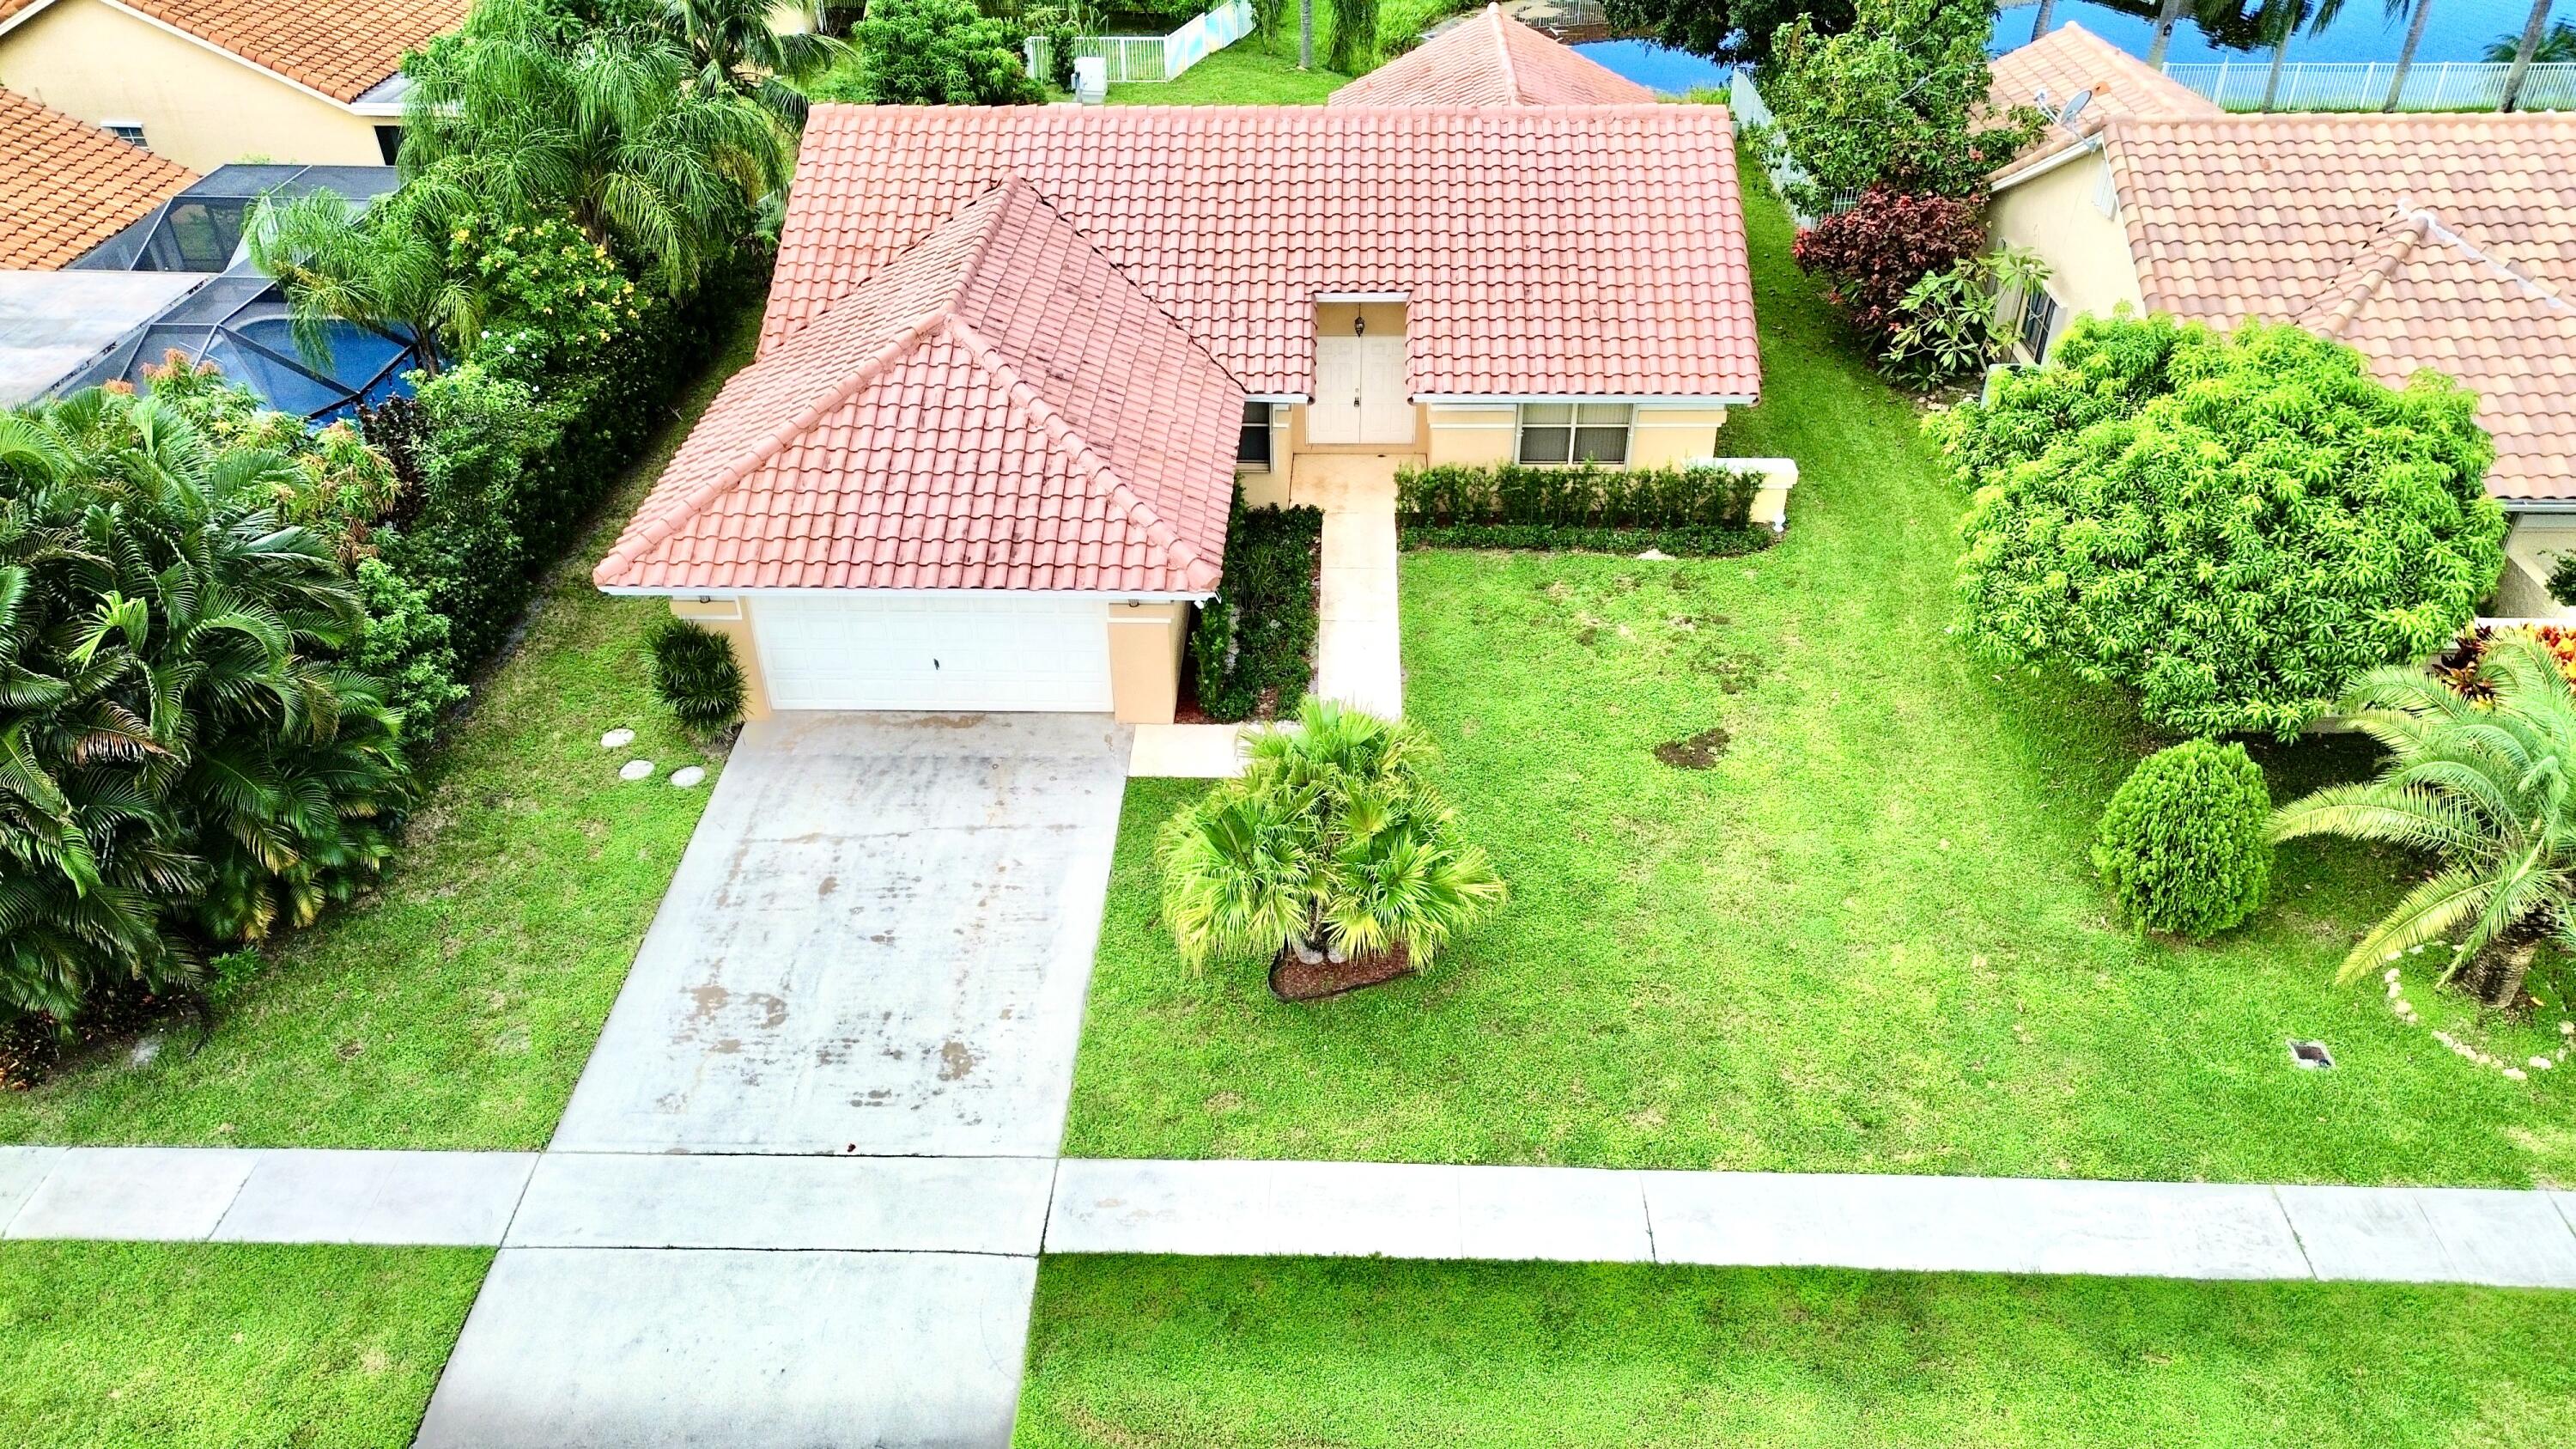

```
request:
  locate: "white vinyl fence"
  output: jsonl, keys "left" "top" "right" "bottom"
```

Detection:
{"left": 2163, "top": 60, "right": 2576, "bottom": 113}
{"left": 1025, "top": 0, "right": 1256, "bottom": 85}
{"left": 1728, "top": 68, "right": 1859, "bottom": 226}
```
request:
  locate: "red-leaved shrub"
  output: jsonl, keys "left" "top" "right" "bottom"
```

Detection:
{"left": 1791, "top": 189, "right": 1989, "bottom": 345}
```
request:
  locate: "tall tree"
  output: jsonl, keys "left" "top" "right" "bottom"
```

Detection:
{"left": 1761, "top": 0, "right": 2046, "bottom": 212}
{"left": 2380, "top": 0, "right": 2435, "bottom": 108}
{"left": 1601, "top": 0, "right": 1856, "bottom": 68}
{"left": 2498, "top": 0, "right": 2561, "bottom": 110}
{"left": 656, "top": 0, "right": 849, "bottom": 123}
{"left": 2248, "top": 0, "right": 2345, "bottom": 109}
{"left": 2145, "top": 0, "right": 2190, "bottom": 65}
{"left": 2029, "top": 0, "right": 2057, "bottom": 43}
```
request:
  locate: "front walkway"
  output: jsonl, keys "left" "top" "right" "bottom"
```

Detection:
{"left": 9, "top": 1143, "right": 2575, "bottom": 1289}
{"left": 1297, "top": 459, "right": 1406, "bottom": 717}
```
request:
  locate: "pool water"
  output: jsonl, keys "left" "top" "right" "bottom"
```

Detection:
{"left": 1990, "top": 0, "right": 2569, "bottom": 66}
{"left": 1571, "top": 39, "right": 1732, "bottom": 94}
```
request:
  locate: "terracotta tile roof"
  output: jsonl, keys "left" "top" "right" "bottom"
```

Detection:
{"left": 0, "top": 88, "right": 195, "bottom": 269}
{"left": 2104, "top": 112, "right": 2576, "bottom": 502}
{"left": 1329, "top": 4, "right": 1655, "bottom": 107}
{"left": 597, "top": 180, "right": 1243, "bottom": 594}
{"left": 769, "top": 103, "right": 1759, "bottom": 401}
{"left": 0, "top": 0, "right": 464, "bottom": 103}
{"left": 1987, "top": 22, "right": 2218, "bottom": 181}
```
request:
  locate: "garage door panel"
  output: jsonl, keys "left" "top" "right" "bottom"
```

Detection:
{"left": 751, "top": 595, "right": 1115, "bottom": 712}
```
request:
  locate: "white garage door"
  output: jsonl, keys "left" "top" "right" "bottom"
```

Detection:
{"left": 751, "top": 594, "right": 1115, "bottom": 712}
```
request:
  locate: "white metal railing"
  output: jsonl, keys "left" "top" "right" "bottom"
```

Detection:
{"left": 1024, "top": 0, "right": 1255, "bottom": 85}
{"left": 2162, "top": 59, "right": 2576, "bottom": 113}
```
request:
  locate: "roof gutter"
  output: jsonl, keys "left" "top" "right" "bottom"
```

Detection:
{"left": 1413, "top": 393, "right": 1759, "bottom": 406}
{"left": 598, "top": 586, "right": 1218, "bottom": 602}
{"left": 1990, "top": 133, "right": 2103, "bottom": 196}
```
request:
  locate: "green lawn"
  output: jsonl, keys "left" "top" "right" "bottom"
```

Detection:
{"left": 1109, "top": 38, "right": 1348, "bottom": 105}
{"left": 1057, "top": 174, "right": 2576, "bottom": 1185}
{"left": 0, "top": 1242, "right": 488, "bottom": 1449}
{"left": 0, "top": 305, "right": 766, "bottom": 1151}
{"left": 1014, "top": 1257, "right": 2576, "bottom": 1448}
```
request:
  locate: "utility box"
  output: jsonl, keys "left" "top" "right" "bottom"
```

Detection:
{"left": 1072, "top": 55, "right": 1108, "bottom": 104}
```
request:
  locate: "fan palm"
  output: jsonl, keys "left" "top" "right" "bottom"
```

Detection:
{"left": 1158, "top": 698, "right": 1504, "bottom": 976}
{"left": 2271, "top": 630, "right": 2576, "bottom": 1008}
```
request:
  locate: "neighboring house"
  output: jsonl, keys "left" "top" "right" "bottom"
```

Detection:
{"left": 0, "top": 85, "right": 196, "bottom": 270}
{"left": 1985, "top": 26, "right": 2576, "bottom": 611}
{"left": 598, "top": 100, "right": 1759, "bottom": 723}
{"left": 1328, "top": 3, "right": 1654, "bottom": 107}
{"left": 1984, "top": 23, "right": 2219, "bottom": 362}
{"left": 0, "top": 0, "right": 463, "bottom": 171}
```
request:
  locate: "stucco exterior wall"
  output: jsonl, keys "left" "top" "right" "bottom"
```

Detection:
{"left": 1631, "top": 405, "right": 1730, "bottom": 466}
{"left": 670, "top": 597, "right": 775, "bottom": 722}
{"left": 2494, "top": 517, "right": 2576, "bottom": 619}
{"left": 0, "top": 0, "right": 384, "bottom": 171}
{"left": 1106, "top": 601, "right": 1189, "bottom": 724}
{"left": 1987, "top": 150, "right": 2148, "bottom": 361}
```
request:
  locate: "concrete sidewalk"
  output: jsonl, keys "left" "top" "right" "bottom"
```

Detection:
{"left": 13, "top": 1142, "right": 2576, "bottom": 1290}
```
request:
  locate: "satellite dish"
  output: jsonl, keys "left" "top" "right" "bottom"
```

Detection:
{"left": 2056, "top": 90, "right": 2092, "bottom": 129}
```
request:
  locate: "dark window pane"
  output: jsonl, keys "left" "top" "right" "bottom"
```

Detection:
{"left": 1572, "top": 426, "right": 1629, "bottom": 464}
{"left": 1238, "top": 400, "right": 1272, "bottom": 467}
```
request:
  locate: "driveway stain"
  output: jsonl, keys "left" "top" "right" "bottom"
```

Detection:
{"left": 938, "top": 1039, "right": 981, "bottom": 1081}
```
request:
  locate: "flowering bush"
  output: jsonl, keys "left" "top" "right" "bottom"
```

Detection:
{"left": 1792, "top": 189, "right": 1987, "bottom": 345}
{"left": 2433, "top": 624, "right": 2576, "bottom": 703}
{"left": 448, "top": 212, "right": 650, "bottom": 383}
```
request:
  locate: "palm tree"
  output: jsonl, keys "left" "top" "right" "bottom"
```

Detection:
{"left": 0, "top": 390, "right": 414, "bottom": 1020}
{"left": 2495, "top": 0, "right": 2563, "bottom": 110}
{"left": 656, "top": 0, "right": 850, "bottom": 124}
{"left": 2145, "top": 0, "right": 2191, "bottom": 66}
{"left": 1157, "top": 698, "right": 1504, "bottom": 983}
{"left": 2271, "top": 631, "right": 2576, "bottom": 1009}
{"left": 2380, "top": 0, "right": 2434, "bottom": 109}
{"left": 2484, "top": 17, "right": 2576, "bottom": 62}
{"left": 2250, "top": 0, "right": 2346, "bottom": 110}
{"left": 246, "top": 190, "right": 468, "bottom": 375}
{"left": 398, "top": 0, "right": 793, "bottom": 295}
{"left": 2029, "top": 0, "right": 2057, "bottom": 44}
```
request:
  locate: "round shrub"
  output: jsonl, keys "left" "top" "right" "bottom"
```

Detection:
{"left": 2093, "top": 740, "right": 2273, "bottom": 939}
{"left": 645, "top": 618, "right": 746, "bottom": 733}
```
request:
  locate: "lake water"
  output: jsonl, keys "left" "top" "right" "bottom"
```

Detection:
{"left": 1990, "top": 0, "right": 2569, "bottom": 65}
{"left": 1575, "top": 0, "right": 2567, "bottom": 88}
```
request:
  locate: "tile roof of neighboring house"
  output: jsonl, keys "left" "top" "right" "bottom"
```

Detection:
{"left": 1986, "top": 22, "right": 2218, "bottom": 182}
{"left": 1329, "top": 4, "right": 1656, "bottom": 107}
{"left": 596, "top": 180, "right": 1242, "bottom": 594}
{"left": 0, "top": 0, "right": 465, "bottom": 103}
{"left": 0, "top": 88, "right": 195, "bottom": 269}
{"left": 769, "top": 103, "right": 1759, "bottom": 401}
{"left": 2103, "top": 112, "right": 2576, "bottom": 502}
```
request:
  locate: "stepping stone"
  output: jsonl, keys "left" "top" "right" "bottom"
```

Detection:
{"left": 619, "top": 759, "right": 654, "bottom": 781}
{"left": 600, "top": 728, "right": 635, "bottom": 749}
{"left": 670, "top": 765, "right": 705, "bottom": 788}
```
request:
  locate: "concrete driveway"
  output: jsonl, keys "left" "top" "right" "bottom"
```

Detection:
{"left": 550, "top": 711, "right": 1130, "bottom": 1157}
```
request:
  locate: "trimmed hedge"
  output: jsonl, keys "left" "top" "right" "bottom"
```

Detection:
{"left": 1192, "top": 492, "right": 1323, "bottom": 722}
{"left": 1396, "top": 461, "right": 1769, "bottom": 545}
{"left": 1399, "top": 523, "right": 1771, "bottom": 557}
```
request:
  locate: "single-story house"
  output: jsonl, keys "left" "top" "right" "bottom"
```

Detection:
{"left": 0, "top": 86, "right": 196, "bottom": 271}
{"left": 1328, "top": 3, "right": 1654, "bottom": 108}
{"left": 598, "top": 98, "right": 1761, "bottom": 723}
{"left": 1985, "top": 24, "right": 2576, "bottom": 612}
{"left": 0, "top": 0, "right": 462, "bottom": 172}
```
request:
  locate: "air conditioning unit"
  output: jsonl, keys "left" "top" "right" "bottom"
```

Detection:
{"left": 1072, "top": 56, "right": 1108, "bottom": 105}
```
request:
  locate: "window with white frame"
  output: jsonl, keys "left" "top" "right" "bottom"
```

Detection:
{"left": 1237, "top": 400, "right": 1273, "bottom": 469}
{"left": 1516, "top": 402, "right": 1632, "bottom": 465}
{"left": 2017, "top": 286, "right": 2062, "bottom": 361}
{"left": 104, "top": 120, "right": 149, "bottom": 149}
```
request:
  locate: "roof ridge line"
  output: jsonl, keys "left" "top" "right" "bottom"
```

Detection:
{"left": 594, "top": 303, "right": 954, "bottom": 583}
{"left": 2299, "top": 220, "right": 2419, "bottom": 339}
{"left": 1487, "top": 4, "right": 1524, "bottom": 105}
{"left": 2403, "top": 205, "right": 2576, "bottom": 314}
{"left": 989, "top": 175, "right": 1251, "bottom": 393}
{"left": 942, "top": 314, "right": 1215, "bottom": 588}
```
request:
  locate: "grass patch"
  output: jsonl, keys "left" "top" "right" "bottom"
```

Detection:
{"left": 0, "top": 302, "right": 768, "bottom": 1150}
{"left": 1108, "top": 38, "right": 1347, "bottom": 104}
{"left": 1014, "top": 1256, "right": 2576, "bottom": 1447}
{"left": 1056, "top": 167, "right": 2576, "bottom": 1184}
{"left": 0, "top": 1241, "right": 488, "bottom": 1449}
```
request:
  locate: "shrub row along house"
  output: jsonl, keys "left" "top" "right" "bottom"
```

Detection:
{"left": 1987, "top": 22, "right": 2576, "bottom": 611}
{"left": 596, "top": 62, "right": 1765, "bottom": 722}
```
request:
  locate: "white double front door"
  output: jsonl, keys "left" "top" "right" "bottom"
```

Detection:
{"left": 750, "top": 594, "right": 1115, "bottom": 712}
{"left": 1308, "top": 336, "right": 1413, "bottom": 445}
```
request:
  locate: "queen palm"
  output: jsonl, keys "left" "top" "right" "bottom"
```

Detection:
{"left": 655, "top": 0, "right": 849, "bottom": 124}
{"left": 1158, "top": 698, "right": 1504, "bottom": 977}
{"left": 2271, "top": 630, "right": 2576, "bottom": 1008}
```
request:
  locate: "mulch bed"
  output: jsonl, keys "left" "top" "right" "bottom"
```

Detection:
{"left": 1270, "top": 943, "right": 1413, "bottom": 1002}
